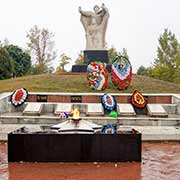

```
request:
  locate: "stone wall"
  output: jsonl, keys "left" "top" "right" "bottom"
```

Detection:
{"left": 27, "top": 93, "right": 172, "bottom": 104}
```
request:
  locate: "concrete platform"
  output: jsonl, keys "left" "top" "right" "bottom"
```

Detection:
{"left": 0, "top": 124, "right": 42, "bottom": 141}
{"left": 130, "top": 126, "right": 180, "bottom": 141}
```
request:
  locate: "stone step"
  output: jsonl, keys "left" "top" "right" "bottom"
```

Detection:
{"left": 0, "top": 114, "right": 180, "bottom": 126}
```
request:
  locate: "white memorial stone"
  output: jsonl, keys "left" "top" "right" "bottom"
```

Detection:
{"left": 147, "top": 104, "right": 168, "bottom": 117}
{"left": 23, "top": 103, "right": 43, "bottom": 116}
{"left": 54, "top": 103, "right": 72, "bottom": 115}
{"left": 117, "top": 104, "right": 136, "bottom": 116}
{"left": 86, "top": 103, "right": 104, "bottom": 116}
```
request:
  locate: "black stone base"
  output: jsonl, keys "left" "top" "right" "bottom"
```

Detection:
{"left": 72, "top": 50, "right": 110, "bottom": 72}
{"left": 8, "top": 127, "right": 141, "bottom": 162}
{"left": 84, "top": 50, "right": 109, "bottom": 64}
{"left": 72, "top": 64, "right": 112, "bottom": 72}
{"left": 72, "top": 64, "right": 88, "bottom": 72}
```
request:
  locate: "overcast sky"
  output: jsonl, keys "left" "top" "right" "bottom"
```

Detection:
{"left": 0, "top": 0, "right": 180, "bottom": 72}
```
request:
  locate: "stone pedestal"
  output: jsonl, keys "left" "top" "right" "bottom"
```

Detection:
{"left": 71, "top": 64, "right": 88, "bottom": 72}
{"left": 72, "top": 50, "right": 111, "bottom": 72}
{"left": 84, "top": 50, "right": 109, "bottom": 64}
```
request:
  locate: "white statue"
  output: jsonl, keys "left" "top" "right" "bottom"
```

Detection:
{"left": 79, "top": 4, "right": 109, "bottom": 50}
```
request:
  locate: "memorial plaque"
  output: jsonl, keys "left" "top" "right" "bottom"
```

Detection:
{"left": 84, "top": 50, "right": 109, "bottom": 64}
{"left": 37, "top": 95, "right": 48, "bottom": 102}
{"left": 71, "top": 96, "right": 82, "bottom": 103}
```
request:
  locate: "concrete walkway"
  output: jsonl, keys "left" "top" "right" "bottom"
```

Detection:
{"left": 131, "top": 126, "right": 180, "bottom": 141}
{"left": 0, "top": 124, "right": 180, "bottom": 141}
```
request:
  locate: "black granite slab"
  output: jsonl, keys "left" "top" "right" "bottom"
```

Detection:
{"left": 8, "top": 128, "right": 141, "bottom": 162}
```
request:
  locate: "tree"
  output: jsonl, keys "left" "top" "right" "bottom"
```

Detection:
{"left": 137, "top": 65, "right": 149, "bottom": 76}
{"left": 56, "top": 53, "right": 71, "bottom": 72}
{"left": 108, "top": 47, "right": 129, "bottom": 63}
{"left": 75, "top": 51, "right": 84, "bottom": 65}
{"left": 0, "top": 38, "right": 9, "bottom": 47}
{"left": 108, "top": 46, "right": 118, "bottom": 63}
{"left": 173, "top": 51, "right": 180, "bottom": 84}
{"left": 121, "top": 48, "right": 129, "bottom": 59}
{"left": 27, "top": 25, "right": 56, "bottom": 74}
{"left": 5, "top": 45, "right": 31, "bottom": 77}
{"left": 149, "top": 29, "right": 180, "bottom": 83}
{"left": 0, "top": 47, "right": 14, "bottom": 79}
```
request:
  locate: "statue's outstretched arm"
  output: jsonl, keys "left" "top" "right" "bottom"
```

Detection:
{"left": 101, "top": 4, "right": 109, "bottom": 17}
{"left": 100, "top": 4, "right": 109, "bottom": 29}
{"left": 79, "top": 6, "right": 93, "bottom": 17}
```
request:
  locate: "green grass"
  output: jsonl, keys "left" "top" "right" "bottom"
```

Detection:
{"left": 0, "top": 73, "right": 179, "bottom": 93}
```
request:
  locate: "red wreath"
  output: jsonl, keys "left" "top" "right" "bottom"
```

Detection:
{"left": 10, "top": 88, "right": 28, "bottom": 107}
{"left": 131, "top": 90, "right": 147, "bottom": 108}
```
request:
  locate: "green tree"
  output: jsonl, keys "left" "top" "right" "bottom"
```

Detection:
{"left": 0, "top": 47, "right": 14, "bottom": 79}
{"left": 5, "top": 45, "right": 31, "bottom": 77}
{"left": 148, "top": 65, "right": 171, "bottom": 80}
{"left": 108, "top": 46, "right": 118, "bottom": 63}
{"left": 56, "top": 53, "right": 71, "bottom": 72}
{"left": 149, "top": 29, "right": 180, "bottom": 83}
{"left": 75, "top": 51, "right": 84, "bottom": 65}
{"left": 173, "top": 51, "right": 180, "bottom": 84}
{"left": 108, "top": 47, "right": 129, "bottom": 63}
{"left": 27, "top": 25, "right": 56, "bottom": 74}
{"left": 137, "top": 65, "right": 149, "bottom": 76}
{"left": 121, "top": 48, "right": 129, "bottom": 59}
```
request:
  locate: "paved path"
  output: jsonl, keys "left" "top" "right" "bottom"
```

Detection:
{"left": 1, "top": 124, "right": 180, "bottom": 141}
{"left": 131, "top": 126, "right": 180, "bottom": 141}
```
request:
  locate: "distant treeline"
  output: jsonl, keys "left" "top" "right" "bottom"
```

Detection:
{"left": 137, "top": 29, "right": 180, "bottom": 84}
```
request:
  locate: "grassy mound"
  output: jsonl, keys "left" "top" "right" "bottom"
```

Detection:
{"left": 0, "top": 73, "right": 179, "bottom": 93}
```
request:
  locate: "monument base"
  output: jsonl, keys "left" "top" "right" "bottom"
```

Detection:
{"left": 72, "top": 50, "right": 110, "bottom": 72}
{"left": 84, "top": 50, "right": 109, "bottom": 64}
